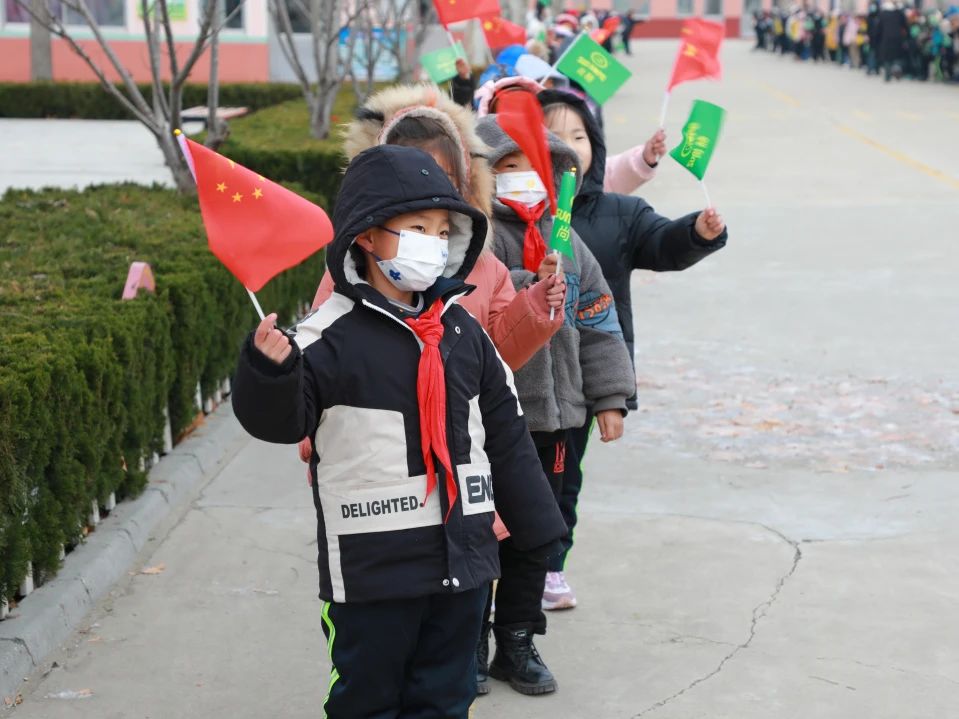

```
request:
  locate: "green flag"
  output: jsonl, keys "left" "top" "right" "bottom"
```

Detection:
{"left": 549, "top": 169, "right": 577, "bottom": 260}
{"left": 420, "top": 43, "right": 464, "bottom": 84}
{"left": 556, "top": 34, "right": 632, "bottom": 105}
{"left": 668, "top": 100, "right": 726, "bottom": 181}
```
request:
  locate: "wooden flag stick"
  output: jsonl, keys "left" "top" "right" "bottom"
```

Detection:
{"left": 549, "top": 251, "right": 563, "bottom": 322}
{"left": 247, "top": 288, "right": 266, "bottom": 321}
{"left": 700, "top": 179, "right": 713, "bottom": 209}
{"left": 658, "top": 90, "right": 671, "bottom": 128}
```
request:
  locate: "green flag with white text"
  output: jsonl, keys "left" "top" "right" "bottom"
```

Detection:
{"left": 556, "top": 34, "right": 632, "bottom": 105}
{"left": 668, "top": 100, "right": 726, "bottom": 181}
{"left": 420, "top": 43, "right": 464, "bottom": 84}
{"left": 549, "top": 169, "right": 576, "bottom": 260}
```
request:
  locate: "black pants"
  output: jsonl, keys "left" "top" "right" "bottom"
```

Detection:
{"left": 321, "top": 587, "right": 488, "bottom": 718}
{"left": 548, "top": 418, "right": 591, "bottom": 572}
{"left": 485, "top": 430, "right": 567, "bottom": 635}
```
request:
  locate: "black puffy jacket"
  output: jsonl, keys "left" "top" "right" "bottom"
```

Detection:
{"left": 538, "top": 90, "right": 728, "bottom": 408}
{"left": 232, "top": 145, "right": 566, "bottom": 603}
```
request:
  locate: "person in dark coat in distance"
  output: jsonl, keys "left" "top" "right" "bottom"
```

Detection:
{"left": 876, "top": 0, "right": 908, "bottom": 80}
{"left": 537, "top": 88, "right": 728, "bottom": 611}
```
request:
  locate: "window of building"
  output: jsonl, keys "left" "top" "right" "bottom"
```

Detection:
{"left": 704, "top": 0, "right": 723, "bottom": 15}
{"left": 4, "top": 0, "right": 125, "bottom": 26}
{"left": 201, "top": 0, "right": 245, "bottom": 30}
{"left": 2, "top": 0, "right": 30, "bottom": 23}
{"left": 677, "top": 0, "right": 694, "bottom": 15}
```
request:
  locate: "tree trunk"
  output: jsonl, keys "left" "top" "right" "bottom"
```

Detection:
{"left": 205, "top": 0, "right": 229, "bottom": 149}
{"left": 29, "top": 0, "right": 53, "bottom": 81}
{"left": 309, "top": 88, "right": 339, "bottom": 140}
{"left": 156, "top": 132, "right": 197, "bottom": 194}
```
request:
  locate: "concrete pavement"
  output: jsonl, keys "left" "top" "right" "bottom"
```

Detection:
{"left": 0, "top": 119, "right": 173, "bottom": 193}
{"left": 3, "top": 40, "right": 959, "bottom": 717}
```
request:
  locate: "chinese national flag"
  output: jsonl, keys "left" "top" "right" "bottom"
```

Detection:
{"left": 666, "top": 18, "right": 725, "bottom": 91}
{"left": 178, "top": 136, "right": 333, "bottom": 292}
{"left": 434, "top": 0, "right": 500, "bottom": 27}
{"left": 481, "top": 15, "right": 526, "bottom": 50}
{"left": 495, "top": 90, "right": 556, "bottom": 214}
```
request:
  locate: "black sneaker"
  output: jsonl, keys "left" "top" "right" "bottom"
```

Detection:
{"left": 489, "top": 626, "right": 557, "bottom": 696}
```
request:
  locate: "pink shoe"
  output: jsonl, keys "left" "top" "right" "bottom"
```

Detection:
{"left": 542, "top": 571, "right": 577, "bottom": 610}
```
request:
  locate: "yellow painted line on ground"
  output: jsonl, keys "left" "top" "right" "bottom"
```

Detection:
{"left": 852, "top": 110, "right": 872, "bottom": 121}
{"left": 837, "top": 125, "right": 959, "bottom": 190}
{"left": 896, "top": 110, "right": 922, "bottom": 121}
{"left": 756, "top": 82, "right": 801, "bottom": 108}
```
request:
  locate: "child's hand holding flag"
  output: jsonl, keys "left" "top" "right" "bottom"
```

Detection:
{"left": 694, "top": 208, "right": 726, "bottom": 241}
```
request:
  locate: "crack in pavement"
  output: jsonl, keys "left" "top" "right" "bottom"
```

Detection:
{"left": 0, "top": 636, "right": 38, "bottom": 668}
{"left": 632, "top": 528, "right": 803, "bottom": 718}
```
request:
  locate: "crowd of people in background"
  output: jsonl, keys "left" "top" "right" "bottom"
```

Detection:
{"left": 753, "top": 3, "right": 959, "bottom": 83}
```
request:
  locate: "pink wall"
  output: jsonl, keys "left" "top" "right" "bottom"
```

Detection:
{"left": 0, "top": 37, "right": 268, "bottom": 83}
{"left": 631, "top": 17, "right": 742, "bottom": 38}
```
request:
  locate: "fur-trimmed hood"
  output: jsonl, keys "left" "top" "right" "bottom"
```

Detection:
{"left": 343, "top": 83, "right": 495, "bottom": 220}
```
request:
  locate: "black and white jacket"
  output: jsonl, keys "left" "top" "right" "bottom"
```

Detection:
{"left": 232, "top": 145, "right": 567, "bottom": 604}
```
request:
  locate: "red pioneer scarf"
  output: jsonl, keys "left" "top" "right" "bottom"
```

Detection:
{"left": 499, "top": 198, "right": 547, "bottom": 273}
{"left": 404, "top": 299, "right": 457, "bottom": 521}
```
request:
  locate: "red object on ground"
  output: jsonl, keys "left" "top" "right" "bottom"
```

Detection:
{"left": 181, "top": 136, "right": 333, "bottom": 292}
{"left": 434, "top": 0, "right": 500, "bottom": 27}
{"left": 481, "top": 15, "right": 527, "bottom": 49}
{"left": 666, "top": 17, "right": 725, "bottom": 91}
{"left": 495, "top": 90, "right": 557, "bottom": 214}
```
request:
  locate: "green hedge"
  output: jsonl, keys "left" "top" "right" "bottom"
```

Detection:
{"left": 0, "top": 183, "right": 326, "bottom": 602}
{"left": 214, "top": 95, "right": 360, "bottom": 208}
{"left": 0, "top": 81, "right": 304, "bottom": 120}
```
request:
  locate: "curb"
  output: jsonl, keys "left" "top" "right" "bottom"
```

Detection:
{"left": 0, "top": 401, "right": 250, "bottom": 703}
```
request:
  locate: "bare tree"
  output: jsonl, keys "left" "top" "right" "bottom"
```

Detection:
{"left": 205, "top": 0, "right": 230, "bottom": 149}
{"left": 379, "top": 0, "right": 426, "bottom": 84}
{"left": 16, "top": 0, "right": 242, "bottom": 193}
{"left": 350, "top": 1, "right": 384, "bottom": 104}
{"left": 269, "top": 0, "right": 365, "bottom": 140}
{"left": 28, "top": 0, "right": 53, "bottom": 80}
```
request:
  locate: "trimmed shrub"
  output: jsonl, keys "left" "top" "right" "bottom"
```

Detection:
{"left": 213, "top": 94, "right": 371, "bottom": 207}
{"left": 0, "top": 82, "right": 303, "bottom": 120}
{"left": 0, "top": 183, "right": 325, "bottom": 602}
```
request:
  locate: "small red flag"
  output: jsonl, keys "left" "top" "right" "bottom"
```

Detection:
{"left": 434, "top": 0, "right": 500, "bottom": 27}
{"left": 602, "top": 16, "right": 622, "bottom": 34}
{"left": 666, "top": 18, "right": 725, "bottom": 91}
{"left": 481, "top": 15, "right": 527, "bottom": 50}
{"left": 590, "top": 28, "right": 611, "bottom": 45}
{"left": 179, "top": 136, "right": 333, "bottom": 292}
{"left": 495, "top": 90, "right": 557, "bottom": 214}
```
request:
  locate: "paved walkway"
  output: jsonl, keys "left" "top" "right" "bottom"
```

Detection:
{"left": 4, "top": 40, "right": 959, "bottom": 718}
{"left": 0, "top": 119, "right": 172, "bottom": 194}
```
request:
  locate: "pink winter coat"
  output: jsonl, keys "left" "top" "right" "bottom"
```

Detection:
{"left": 604, "top": 145, "right": 658, "bottom": 195}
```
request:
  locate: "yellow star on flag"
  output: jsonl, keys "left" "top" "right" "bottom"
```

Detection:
{"left": 216, "top": 182, "right": 227, "bottom": 193}
{"left": 684, "top": 43, "right": 699, "bottom": 57}
{"left": 484, "top": 20, "right": 493, "bottom": 30}
{"left": 253, "top": 187, "right": 263, "bottom": 199}
{"left": 232, "top": 192, "right": 243, "bottom": 203}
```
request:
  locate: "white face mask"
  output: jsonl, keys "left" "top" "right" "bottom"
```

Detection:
{"left": 372, "top": 228, "right": 449, "bottom": 292}
{"left": 496, "top": 171, "right": 548, "bottom": 207}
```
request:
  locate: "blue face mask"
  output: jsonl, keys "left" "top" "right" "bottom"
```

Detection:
{"left": 370, "top": 227, "right": 449, "bottom": 292}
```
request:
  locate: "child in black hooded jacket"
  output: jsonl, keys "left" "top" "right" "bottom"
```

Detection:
{"left": 231, "top": 145, "right": 566, "bottom": 718}
{"left": 537, "top": 89, "right": 729, "bottom": 610}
